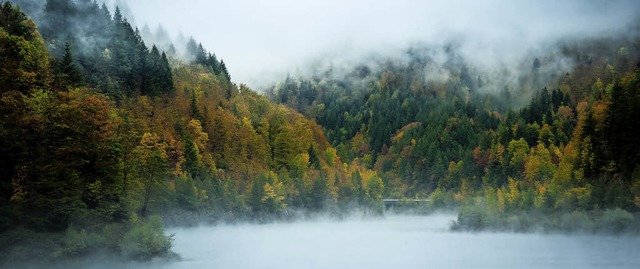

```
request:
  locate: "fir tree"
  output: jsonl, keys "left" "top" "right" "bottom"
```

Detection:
{"left": 56, "top": 41, "right": 84, "bottom": 89}
{"left": 220, "top": 60, "right": 231, "bottom": 82}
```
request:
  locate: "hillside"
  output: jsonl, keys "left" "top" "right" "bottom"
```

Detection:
{"left": 0, "top": 1, "right": 384, "bottom": 263}
{"left": 268, "top": 33, "right": 640, "bottom": 231}
{"left": 2, "top": 0, "right": 640, "bottom": 265}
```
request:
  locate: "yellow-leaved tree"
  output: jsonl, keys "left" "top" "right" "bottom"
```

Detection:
{"left": 134, "top": 133, "right": 168, "bottom": 216}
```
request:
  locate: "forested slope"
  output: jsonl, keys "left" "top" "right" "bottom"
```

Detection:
{"left": 269, "top": 32, "right": 640, "bottom": 231}
{"left": 2, "top": 0, "right": 640, "bottom": 264}
{"left": 0, "top": 1, "right": 384, "bottom": 263}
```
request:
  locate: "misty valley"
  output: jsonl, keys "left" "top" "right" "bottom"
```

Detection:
{"left": 2, "top": 0, "right": 640, "bottom": 268}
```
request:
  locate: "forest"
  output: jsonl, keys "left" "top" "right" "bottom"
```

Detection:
{"left": 1, "top": 0, "right": 640, "bottom": 265}
{"left": 268, "top": 35, "right": 640, "bottom": 232}
{"left": 0, "top": 0, "right": 387, "bottom": 263}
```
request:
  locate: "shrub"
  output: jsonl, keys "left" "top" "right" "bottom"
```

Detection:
{"left": 597, "top": 208, "right": 635, "bottom": 234}
{"left": 505, "top": 213, "right": 536, "bottom": 232}
{"left": 51, "top": 227, "right": 91, "bottom": 258}
{"left": 558, "top": 211, "right": 593, "bottom": 233}
{"left": 120, "top": 216, "right": 173, "bottom": 260}
{"left": 452, "top": 206, "right": 489, "bottom": 231}
{"left": 430, "top": 188, "right": 456, "bottom": 209}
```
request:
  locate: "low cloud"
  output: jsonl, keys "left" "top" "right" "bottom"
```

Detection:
{"left": 120, "top": 0, "right": 639, "bottom": 89}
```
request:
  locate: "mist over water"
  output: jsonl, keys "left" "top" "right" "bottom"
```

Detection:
{"left": 166, "top": 215, "right": 640, "bottom": 269}
{"left": 54, "top": 214, "right": 637, "bottom": 269}
{"left": 9, "top": 215, "right": 640, "bottom": 269}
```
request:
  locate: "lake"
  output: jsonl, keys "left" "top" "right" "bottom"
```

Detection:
{"left": 154, "top": 214, "right": 640, "bottom": 269}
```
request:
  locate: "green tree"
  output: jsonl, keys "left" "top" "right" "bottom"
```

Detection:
{"left": 261, "top": 174, "right": 287, "bottom": 214}
{"left": 220, "top": 59, "right": 230, "bottom": 82}
{"left": 160, "top": 51, "right": 175, "bottom": 94}
{"left": 113, "top": 112, "right": 140, "bottom": 197}
{"left": 1, "top": 88, "right": 119, "bottom": 231}
{"left": 249, "top": 173, "right": 266, "bottom": 213}
{"left": 134, "top": 133, "right": 168, "bottom": 216}
{"left": 366, "top": 174, "right": 384, "bottom": 213}
{"left": 606, "top": 72, "right": 640, "bottom": 176}
{"left": 310, "top": 174, "right": 329, "bottom": 211}
{"left": 507, "top": 138, "right": 530, "bottom": 178}
{"left": 190, "top": 88, "right": 203, "bottom": 121}
{"left": 0, "top": 2, "right": 51, "bottom": 94}
{"left": 308, "top": 144, "right": 321, "bottom": 169}
{"left": 55, "top": 41, "right": 84, "bottom": 89}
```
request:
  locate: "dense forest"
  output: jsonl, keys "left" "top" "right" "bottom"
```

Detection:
{"left": 0, "top": 0, "right": 387, "bottom": 264}
{"left": 1, "top": 0, "right": 640, "bottom": 265}
{"left": 268, "top": 33, "right": 640, "bottom": 231}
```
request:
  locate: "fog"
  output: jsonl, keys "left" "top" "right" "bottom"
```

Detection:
{"left": 115, "top": 0, "right": 640, "bottom": 89}
{"left": 21, "top": 214, "right": 640, "bottom": 269}
{"left": 164, "top": 215, "right": 640, "bottom": 269}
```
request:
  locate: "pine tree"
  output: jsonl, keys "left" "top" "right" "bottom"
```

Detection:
{"left": 191, "top": 89, "right": 203, "bottom": 121}
{"left": 0, "top": 2, "right": 32, "bottom": 37}
{"left": 207, "top": 53, "right": 220, "bottom": 74}
{"left": 113, "top": 5, "right": 123, "bottom": 23}
{"left": 220, "top": 60, "right": 231, "bottom": 82}
{"left": 160, "top": 52, "right": 175, "bottom": 93}
{"left": 196, "top": 43, "right": 207, "bottom": 65}
{"left": 311, "top": 175, "right": 328, "bottom": 211}
{"left": 56, "top": 41, "right": 84, "bottom": 89}
{"left": 533, "top": 57, "right": 541, "bottom": 70}
{"left": 308, "top": 144, "right": 321, "bottom": 169}
{"left": 142, "top": 45, "right": 162, "bottom": 96}
{"left": 41, "top": 0, "right": 74, "bottom": 45}
{"left": 186, "top": 37, "right": 198, "bottom": 61}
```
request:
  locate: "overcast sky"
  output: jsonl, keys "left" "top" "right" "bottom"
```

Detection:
{"left": 116, "top": 0, "right": 640, "bottom": 89}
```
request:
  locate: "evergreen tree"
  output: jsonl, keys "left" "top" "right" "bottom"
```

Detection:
{"left": 113, "top": 5, "right": 123, "bottom": 23}
{"left": 195, "top": 43, "right": 207, "bottom": 65}
{"left": 220, "top": 59, "right": 231, "bottom": 82}
{"left": 606, "top": 73, "right": 640, "bottom": 176}
{"left": 186, "top": 37, "right": 198, "bottom": 61}
{"left": 191, "top": 89, "right": 203, "bottom": 121}
{"left": 308, "top": 144, "right": 321, "bottom": 169}
{"left": 532, "top": 57, "right": 541, "bottom": 70}
{"left": 0, "top": 1, "right": 32, "bottom": 37}
{"left": 160, "top": 52, "right": 175, "bottom": 93}
{"left": 311, "top": 175, "right": 328, "bottom": 211}
{"left": 55, "top": 41, "right": 84, "bottom": 89}
{"left": 207, "top": 53, "right": 220, "bottom": 74}
{"left": 41, "top": 0, "right": 74, "bottom": 51}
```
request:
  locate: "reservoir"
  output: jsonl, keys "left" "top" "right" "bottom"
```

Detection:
{"left": 159, "top": 214, "right": 640, "bottom": 269}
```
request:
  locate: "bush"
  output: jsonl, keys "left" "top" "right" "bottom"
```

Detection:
{"left": 0, "top": 228, "right": 57, "bottom": 262}
{"left": 557, "top": 211, "right": 593, "bottom": 233}
{"left": 505, "top": 213, "right": 536, "bottom": 232}
{"left": 51, "top": 227, "right": 93, "bottom": 258}
{"left": 429, "top": 188, "right": 456, "bottom": 209}
{"left": 120, "top": 215, "right": 173, "bottom": 261}
{"left": 452, "top": 206, "right": 489, "bottom": 231}
{"left": 597, "top": 208, "right": 636, "bottom": 234}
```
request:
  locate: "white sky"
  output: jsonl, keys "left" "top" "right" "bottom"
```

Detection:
{"left": 116, "top": 0, "right": 640, "bottom": 89}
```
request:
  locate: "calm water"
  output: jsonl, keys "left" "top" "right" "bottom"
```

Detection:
{"left": 159, "top": 214, "right": 640, "bottom": 269}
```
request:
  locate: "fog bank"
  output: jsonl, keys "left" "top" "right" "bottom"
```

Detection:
{"left": 8, "top": 214, "right": 640, "bottom": 268}
{"left": 136, "top": 215, "right": 640, "bottom": 268}
{"left": 118, "top": 0, "right": 639, "bottom": 89}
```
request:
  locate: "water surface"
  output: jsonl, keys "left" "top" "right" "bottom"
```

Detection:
{"left": 162, "top": 214, "right": 640, "bottom": 269}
